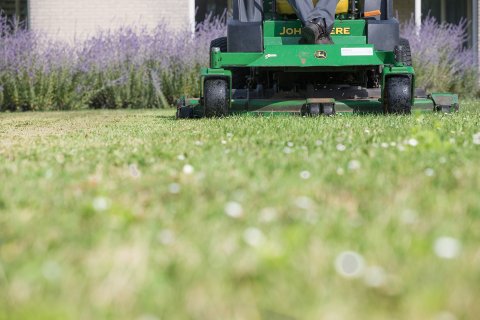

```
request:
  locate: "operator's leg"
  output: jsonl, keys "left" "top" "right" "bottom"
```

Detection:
{"left": 287, "top": 0, "right": 314, "bottom": 25}
{"left": 308, "top": 0, "right": 339, "bottom": 32}
{"left": 233, "top": 0, "right": 263, "bottom": 22}
{"left": 291, "top": 0, "right": 338, "bottom": 44}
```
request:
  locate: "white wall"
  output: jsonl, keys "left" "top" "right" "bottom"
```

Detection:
{"left": 29, "top": 0, "right": 194, "bottom": 41}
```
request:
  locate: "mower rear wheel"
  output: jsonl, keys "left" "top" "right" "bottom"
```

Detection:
{"left": 210, "top": 37, "right": 228, "bottom": 52}
{"left": 385, "top": 76, "right": 412, "bottom": 114}
{"left": 399, "top": 38, "right": 412, "bottom": 67}
{"left": 204, "top": 78, "right": 229, "bottom": 117}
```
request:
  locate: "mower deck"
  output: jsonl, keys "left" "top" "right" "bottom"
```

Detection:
{"left": 178, "top": 93, "right": 459, "bottom": 118}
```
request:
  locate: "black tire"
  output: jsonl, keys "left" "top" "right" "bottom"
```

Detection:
{"left": 323, "top": 104, "right": 336, "bottom": 116}
{"left": 209, "top": 37, "right": 248, "bottom": 89}
{"left": 399, "top": 38, "right": 412, "bottom": 67}
{"left": 385, "top": 76, "right": 412, "bottom": 114}
{"left": 210, "top": 37, "right": 228, "bottom": 52}
{"left": 204, "top": 78, "right": 228, "bottom": 117}
{"left": 176, "top": 106, "right": 193, "bottom": 119}
{"left": 310, "top": 104, "right": 321, "bottom": 116}
{"left": 302, "top": 104, "right": 321, "bottom": 117}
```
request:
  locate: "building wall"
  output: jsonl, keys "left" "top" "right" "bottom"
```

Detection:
{"left": 29, "top": 0, "right": 194, "bottom": 41}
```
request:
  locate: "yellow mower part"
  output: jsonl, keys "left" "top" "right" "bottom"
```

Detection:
{"left": 276, "top": 0, "right": 350, "bottom": 16}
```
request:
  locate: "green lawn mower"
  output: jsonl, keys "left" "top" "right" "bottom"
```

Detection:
{"left": 177, "top": 0, "right": 459, "bottom": 118}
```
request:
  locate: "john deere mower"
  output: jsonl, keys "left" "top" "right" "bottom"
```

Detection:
{"left": 177, "top": 0, "right": 459, "bottom": 118}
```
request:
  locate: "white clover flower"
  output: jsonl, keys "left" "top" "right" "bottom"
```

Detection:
{"left": 55, "top": 154, "right": 65, "bottom": 164}
{"left": 435, "top": 311, "right": 458, "bottom": 320}
{"left": 221, "top": 140, "right": 227, "bottom": 145}
{"left": 336, "top": 144, "right": 346, "bottom": 151}
{"left": 381, "top": 142, "right": 389, "bottom": 148}
{"left": 177, "top": 154, "right": 186, "bottom": 161}
{"left": 157, "top": 229, "right": 175, "bottom": 245}
{"left": 243, "top": 227, "right": 265, "bottom": 247}
{"left": 44, "top": 169, "right": 53, "bottom": 179}
{"left": 226, "top": 132, "right": 234, "bottom": 139}
{"left": 93, "top": 197, "right": 110, "bottom": 212}
{"left": 225, "top": 201, "right": 244, "bottom": 219}
{"left": 168, "top": 183, "right": 181, "bottom": 194}
{"left": 294, "top": 196, "right": 314, "bottom": 210}
{"left": 300, "top": 170, "right": 311, "bottom": 180}
{"left": 283, "top": 147, "right": 293, "bottom": 154}
{"left": 259, "top": 207, "right": 278, "bottom": 223}
{"left": 194, "top": 141, "right": 203, "bottom": 146}
{"left": 336, "top": 168, "right": 345, "bottom": 175}
{"left": 182, "top": 164, "right": 194, "bottom": 175}
{"left": 425, "top": 168, "right": 435, "bottom": 177}
{"left": 136, "top": 314, "right": 160, "bottom": 320}
{"left": 348, "top": 160, "right": 361, "bottom": 171}
{"left": 335, "top": 251, "right": 365, "bottom": 279}
{"left": 473, "top": 132, "right": 480, "bottom": 145}
{"left": 129, "top": 164, "right": 141, "bottom": 178}
{"left": 42, "top": 261, "right": 62, "bottom": 282}
{"left": 407, "top": 138, "right": 419, "bottom": 147}
{"left": 400, "top": 209, "right": 418, "bottom": 225}
{"left": 363, "top": 266, "right": 386, "bottom": 288}
{"left": 287, "top": 141, "right": 294, "bottom": 147}
{"left": 434, "top": 237, "right": 461, "bottom": 259}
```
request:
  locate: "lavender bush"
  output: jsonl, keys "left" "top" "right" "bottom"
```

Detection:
{"left": 0, "top": 14, "right": 225, "bottom": 111}
{"left": 401, "top": 16, "right": 478, "bottom": 96}
{"left": 0, "top": 17, "right": 79, "bottom": 110}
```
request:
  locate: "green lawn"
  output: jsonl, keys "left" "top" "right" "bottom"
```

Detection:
{"left": 1, "top": 103, "right": 480, "bottom": 320}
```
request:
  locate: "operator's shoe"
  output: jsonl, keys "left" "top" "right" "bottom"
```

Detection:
{"left": 301, "top": 19, "right": 334, "bottom": 45}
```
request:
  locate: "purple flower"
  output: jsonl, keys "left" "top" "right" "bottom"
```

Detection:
{"left": 401, "top": 16, "right": 478, "bottom": 94}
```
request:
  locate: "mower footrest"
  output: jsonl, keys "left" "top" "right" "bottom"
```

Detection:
{"left": 430, "top": 93, "right": 460, "bottom": 113}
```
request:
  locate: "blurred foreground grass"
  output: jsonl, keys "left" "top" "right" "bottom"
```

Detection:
{"left": 1, "top": 103, "right": 480, "bottom": 319}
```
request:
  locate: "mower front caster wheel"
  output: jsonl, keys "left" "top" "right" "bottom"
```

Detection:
{"left": 302, "top": 103, "right": 335, "bottom": 117}
{"left": 322, "top": 104, "right": 335, "bottom": 116}
{"left": 204, "top": 78, "right": 229, "bottom": 118}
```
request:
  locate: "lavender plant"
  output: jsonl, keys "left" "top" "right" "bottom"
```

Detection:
{"left": 0, "top": 13, "right": 225, "bottom": 111}
{"left": 0, "top": 15, "right": 80, "bottom": 110}
{"left": 401, "top": 16, "right": 478, "bottom": 96}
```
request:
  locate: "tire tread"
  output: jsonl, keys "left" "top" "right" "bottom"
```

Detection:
{"left": 385, "top": 76, "right": 412, "bottom": 114}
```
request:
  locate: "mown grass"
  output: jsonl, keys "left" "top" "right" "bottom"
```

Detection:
{"left": 1, "top": 102, "right": 480, "bottom": 320}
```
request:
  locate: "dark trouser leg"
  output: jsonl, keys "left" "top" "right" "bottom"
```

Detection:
{"left": 308, "top": 0, "right": 339, "bottom": 31}
{"left": 233, "top": 0, "right": 263, "bottom": 22}
{"left": 287, "top": 0, "right": 338, "bottom": 31}
{"left": 287, "top": 0, "right": 314, "bottom": 25}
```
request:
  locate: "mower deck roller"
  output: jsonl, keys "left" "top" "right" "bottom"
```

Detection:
{"left": 177, "top": 0, "right": 459, "bottom": 118}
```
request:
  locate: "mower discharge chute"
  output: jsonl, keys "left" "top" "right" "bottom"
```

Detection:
{"left": 177, "top": 0, "right": 459, "bottom": 118}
